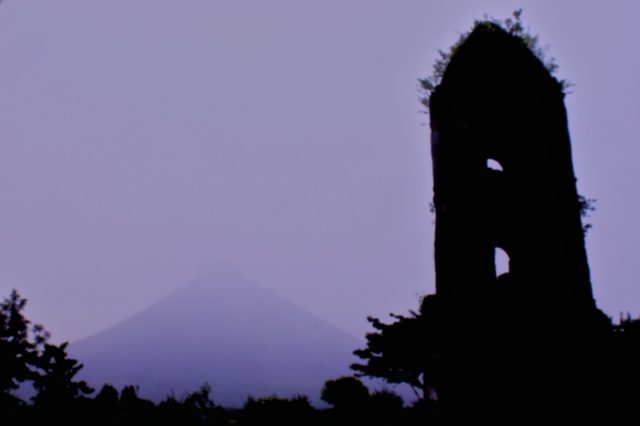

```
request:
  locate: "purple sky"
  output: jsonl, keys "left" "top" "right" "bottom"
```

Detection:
{"left": 0, "top": 0, "right": 638, "bottom": 342}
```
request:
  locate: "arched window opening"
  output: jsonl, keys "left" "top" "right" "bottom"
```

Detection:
{"left": 495, "top": 246, "right": 510, "bottom": 277}
{"left": 487, "top": 158, "right": 504, "bottom": 172}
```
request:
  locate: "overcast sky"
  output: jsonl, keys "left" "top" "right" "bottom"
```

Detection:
{"left": 0, "top": 0, "right": 638, "bottom": 342}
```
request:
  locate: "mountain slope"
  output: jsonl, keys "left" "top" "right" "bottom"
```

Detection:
{"left": 70, "top": 266, "right": 360, "bottom": 406}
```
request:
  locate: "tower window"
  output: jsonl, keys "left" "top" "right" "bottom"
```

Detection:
{"left": 487, "top": 158, "right": 504, "bottom": 172}
{"left": 495, "top": 246, "right": 510, "bottom": 277}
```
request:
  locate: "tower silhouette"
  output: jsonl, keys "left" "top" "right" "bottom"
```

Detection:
{"left": 429, "top": 23, "right": 597, "bottom": 320}
{"left": 423, "top": 23, "right": 616, "bottom": 419}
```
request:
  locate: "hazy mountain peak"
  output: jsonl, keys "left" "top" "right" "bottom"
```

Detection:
{"left": 70, "top": 265, "right": 359, "bottom": 406}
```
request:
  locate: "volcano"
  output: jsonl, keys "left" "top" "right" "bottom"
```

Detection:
{"left": 70, "top": 266, "right": 359, "bottom": 406}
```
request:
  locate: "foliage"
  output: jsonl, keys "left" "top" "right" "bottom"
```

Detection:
{"left": 241, "top": 394, "right": 315, "bottom": 425}
{"left": 578, "top": 194, "right": 596, "bottom": 234}
{"left": 320, "top": 376, "right": 370, "bottom": 409}
{"left": 94, "top": 383, "right": 120, "bottom": 413}
{"left": 31, "top": 341, "right": 94, "bottom": 407}
{"left": 158, "top": 383, "right": 222, "bottom": 426}
{"left": 613, "top": 314, "right": 640, "bottom": 338}
{"left": 0, "top": 289, "right": 36, "bottom": 403}
{"left": 419, "top": 9, "right": 571, "bottom": 109}
{"left": 351, "top": 308, "right": 431, "bottom": 401}
{"left": 1, "top": 286, "right": 639, "bottom": 422}
{"left": 0, "top": 289, "right": 92, "bottom": 412}
{"left": 182, "top": 383, "right": 216, "bottom": 413}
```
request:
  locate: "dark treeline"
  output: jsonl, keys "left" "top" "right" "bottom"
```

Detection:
{"left": 3, "top": 288, "right": 640, "bottom": 424}
{"left": 1, "top": 289, "right": 432, "bottom": 425}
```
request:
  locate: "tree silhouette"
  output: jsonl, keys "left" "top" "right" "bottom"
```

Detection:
{"left": 0, "top": 289, "right": 94, "bottom": 422}
{"left": 0, "top": 290, "right": 37, "bottom": 408}
{"left": 93, "top": 384, "right": 120, "bottom": 425}
{"left": 95, "top": 383, "right": 119, "bottom": 407}
{"left": 119, "top": 385, "right": 156, "bottom": 423}
{"left": 158, "top": 383, "right": 223, "bottom": 425}
{"left": 31, "top": 341, "right": 93, "bottom": 409}
{"left": 370, "top": 388, "right": 403, "bottom": 411}
{"left": 182, "top": 383, "right": 216, "bottom": 414}
{"left": 241, "top": 394, "right": 315, "bottom": 425}
{"left": 320, "top": 376, "right": 370, "bottom": 410}
{"left": 351, "top": 314, "right": 425, "bottom": 399}
{"left": 351, "top": 295, "right": 445, "bottom": 402}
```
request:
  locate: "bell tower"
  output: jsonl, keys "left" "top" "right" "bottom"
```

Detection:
{"left": 429, "top": 24, "right": 596, "bottom": 316}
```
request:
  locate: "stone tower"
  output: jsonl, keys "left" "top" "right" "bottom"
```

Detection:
{"left": 429, "top": 24, "right": 597, "bottom": 319}
{"left": 422, "top": 23, "right": 637, "bottom": 420}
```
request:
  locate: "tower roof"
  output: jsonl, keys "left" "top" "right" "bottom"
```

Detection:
{"left": 440, "top": 23, "right": 558, "bottom": 92}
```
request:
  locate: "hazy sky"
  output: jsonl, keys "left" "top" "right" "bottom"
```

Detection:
{"left": 0, "top": 0, "right": 638, "bottom": 342}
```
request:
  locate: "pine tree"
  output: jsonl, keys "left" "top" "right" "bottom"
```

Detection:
{"left": 0, "top": 290, "right": 36, "bottom": 407}
{"left": 31, "top": 341, "right": 94, "bottom": 409}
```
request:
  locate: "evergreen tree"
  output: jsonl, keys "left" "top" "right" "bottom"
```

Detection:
{"left": 0, "top": 289, "right": 94, "bottom": 419}
{"left": 31, "top": 341, "right": 94, "bottom": 409}
{"left": 0, "top": 290, "right": 36, "bottom": 407}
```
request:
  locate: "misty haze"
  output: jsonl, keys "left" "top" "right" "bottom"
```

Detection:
{"left": 1, "top": 1, "right": 639, "bottom": 424}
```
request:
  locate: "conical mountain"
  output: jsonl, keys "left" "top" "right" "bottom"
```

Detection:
{"left": 70, "top": 266, "right": 359, "bottom": 406}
